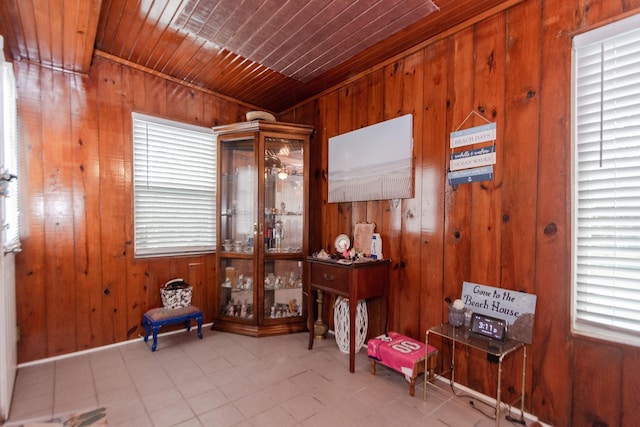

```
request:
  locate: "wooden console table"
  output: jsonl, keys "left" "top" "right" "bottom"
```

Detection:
{"left": 306, "top": 257, "right": 391, "bottom": 372}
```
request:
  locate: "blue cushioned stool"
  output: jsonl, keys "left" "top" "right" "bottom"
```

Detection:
{"left": 143, "top": 305, "right": 203, "bottom": 351}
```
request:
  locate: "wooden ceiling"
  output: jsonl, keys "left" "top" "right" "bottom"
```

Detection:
{"left": 0, "top": 0, "right": 512, "bottom": 113}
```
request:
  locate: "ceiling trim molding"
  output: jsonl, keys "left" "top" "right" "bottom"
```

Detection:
{"left": 93, "top": 49, "right": 270, "bottom": 112}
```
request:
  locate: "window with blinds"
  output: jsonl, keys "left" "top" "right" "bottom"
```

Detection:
{"left": 132, "top": 113, "right": 216, "bottom": 257}
{"left": 572, "top": 14, "right": 640, "bottom": 347}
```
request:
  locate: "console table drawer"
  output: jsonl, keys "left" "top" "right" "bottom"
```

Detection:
{"left": 310, "top": 264, "right": 350, "bottom": 294}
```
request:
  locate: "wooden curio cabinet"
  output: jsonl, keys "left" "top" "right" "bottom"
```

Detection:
{"left": 212, "top": 120, "right": 313, "bottom": 336}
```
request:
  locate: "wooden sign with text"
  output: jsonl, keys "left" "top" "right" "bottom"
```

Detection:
{"left": 461, "top": 281, "right": 537, "bottom": 344}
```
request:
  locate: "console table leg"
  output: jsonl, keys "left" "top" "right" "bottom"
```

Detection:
{"left": 314, "top": 289, "right": 328, "bottom": 340}
{"left": 349, "top": 296, "right": 356, "bottom": 373}
{"left": 520, "top": 346, "right": 527, "bottom": 419}
{"left": 497, "top": 355, "right": 504, "bottom": 427}
{"left": 423, "top": 332, "right": 430, "bottom": 400}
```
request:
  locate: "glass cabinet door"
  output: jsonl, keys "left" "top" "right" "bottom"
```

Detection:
{"left": 218, "top": 136, "right": 256, "bottom": 321}
{"left": 262, "top": 137, "right": 305, "bottom": 323}
{"left": 263, "top": 137, "right": 304, "bottom": 254}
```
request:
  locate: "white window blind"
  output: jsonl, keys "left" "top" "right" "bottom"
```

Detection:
{"left": 572, "top": 14, "right": 640, "bottom": 347}
{"left": 132, "top": 113, "right": 216, "bottom": 257}
{"left": 1, "top": 48, "right": 20, "bottom": 254}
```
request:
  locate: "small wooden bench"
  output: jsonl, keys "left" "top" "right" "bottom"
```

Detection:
{"left": 368, "top": 331, "right": 438, "bottom": 396}
{"left": 143, "top": 305, "right": 203, "bottom": 351}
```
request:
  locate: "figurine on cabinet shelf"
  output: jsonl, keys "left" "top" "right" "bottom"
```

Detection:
{"left": 240, "top": 301, "right": 247, "bottom": 318}
{"left": 226, "top": 301, "right": 235, "bottom": 316}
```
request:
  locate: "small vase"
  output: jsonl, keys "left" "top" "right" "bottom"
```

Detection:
{"left": 448, "top": 306, "right": 465, "bottom": 327}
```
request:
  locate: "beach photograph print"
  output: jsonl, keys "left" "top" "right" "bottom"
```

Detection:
{"left": 328, "top": 114, "right": 414, "bottom": 203}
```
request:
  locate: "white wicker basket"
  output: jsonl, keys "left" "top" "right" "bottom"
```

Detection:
{"left": 160, "top": 278, "right": 192, "bottom": 309}
{"left": 333, "top": 296, "right": 368, "bottom": 354}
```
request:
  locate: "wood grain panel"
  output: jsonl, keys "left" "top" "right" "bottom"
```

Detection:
{"left": 121, "top": 65, "right": 148, "bottom": 339}
{"left": 381, "top": 60, "right": 404, "bottom": 332}
{"left": 442, "top": 27, "right": 475, "bottom": 386}
{"left": 501, "top": 0, "right": 542, "bottom": 405}
{"left": 61, "top": 0, "right": 78, "bottom": 70}
{"left": 622, "top": 350, "right": 640, "bottom": 427}
{"left": 32, "top": 1, "right": 55, "bottom": 67}
{"left": 0, "top": 1, "right": 22, "bottom": 61}
{"left": 469, "top": 13, "right": 505, "bottom": 289}
{"left": 320, "top": 91, "right": 340, "bottom": 254}
{"left": 397, "top": 50, "right": 423, "bottom": 339}
{"left": 419, "top": 38, "right": 448, "bottom": 335}
{"left": 583, "top": 0, "right": 625, "bottom": 24}
{"left": 467, "top": 13, "right": 507, "bottom": 396}
{"left": 97, "top": 58, "right": 129, "bottom": 344}
{"left": 128, "top": 1, "right": 181, "bottom": 66}
{"left": 501, "top": 0, "right": 540, "bottom": 302}
{"left": 106, "top": 0, "right": 146, "bottom": 59}
{"left": 42, "top": 68, "right": 77, "bottom": 356}
{"left": 70, "top": 71, "right": 102, "bottom": 350}
{"left": 573, "top": 340, "right": 622, "bottom": 426}
{"left": 622, "top": 0, "right": 640, "bottom": 10}
{"left": 363, "top": 70, "right": 386, "bottom": 337}
{"left": 15, "top": 62, "right": 48, "bottom": 361}
{"left": 532, "top": 0, "right": 576, "bottom": 423}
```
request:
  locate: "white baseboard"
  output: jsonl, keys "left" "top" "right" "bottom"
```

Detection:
{"left": 431, "top": 376, "right": 553, "bottom": 427}
{"left": 17, "top": 322, "right": 215, "bottom": 368}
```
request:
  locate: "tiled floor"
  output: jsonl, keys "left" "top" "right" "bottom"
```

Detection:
{"left": 5, "top": 328, "right": 537, "bottom": 427}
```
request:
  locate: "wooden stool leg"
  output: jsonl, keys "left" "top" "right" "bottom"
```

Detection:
{"left": 151, "top": 326, "right": 160, "bottom": 351}
{"left": 143, "top": 319, "right": 150, "bottom": 342}
{"left": 196, "top": 316, "right": 203, "bottom": 338}
{"left": 370, "top": 359, "right": 377, "bottom": 376}
{"left": 410, "top": 358, "right": 425, "bottom": 396}
{"left": 428, "top": 353, "right": 437, "bottom": 383}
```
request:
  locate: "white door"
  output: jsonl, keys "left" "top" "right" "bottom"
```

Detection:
{"left": 0, "top": 35, "right": 18, "bottom": 423}
{"left": 0, "top": 251, "right": 16, "bottom": 423}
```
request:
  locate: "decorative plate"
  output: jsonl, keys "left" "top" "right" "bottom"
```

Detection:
{"left": 334, "top": 234, "right": 350, "bottom": 252}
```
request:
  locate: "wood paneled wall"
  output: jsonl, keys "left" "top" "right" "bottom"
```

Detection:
{"left": 14, "top": 56, "right": 251, "bottom": 362}
{"left": 282, "top": 0, "right": 640, "bottom": 425}
{"left": 10, "top": 0, "right": 640, "bottom": 425}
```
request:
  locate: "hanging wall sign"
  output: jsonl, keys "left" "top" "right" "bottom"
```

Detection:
{"left": 450, "top": 122, "right": 496, "bottom": 149}
{"left": 447, "top": 165, "right": 494, "bottom": 185}
{"left": 461, "top": 281, "right": 537, "bottom": 344}
{"left": 448, "top": 112, "right": 497, "bottom": 187}
{"left": 450, "top": 146, "right": 496, "bottom": 171}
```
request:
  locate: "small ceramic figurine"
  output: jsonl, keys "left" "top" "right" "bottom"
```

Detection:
{"left": 240, "top": 301, "right": 247, "bottom": 318}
